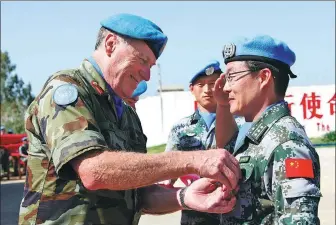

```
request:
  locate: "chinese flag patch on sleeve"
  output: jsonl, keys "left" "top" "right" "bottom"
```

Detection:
{"left": 285, "top": 158, "right": 314, "bottom": 178}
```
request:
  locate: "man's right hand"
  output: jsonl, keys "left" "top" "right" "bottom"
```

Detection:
{"left": 191, "top": 149, "right": 241, "bottom": 191}
{"left": 180, "top": 178, "right": 237, "bottom": 214}
{"left": 213, "top": 74, "right": 230, "bottom": 107}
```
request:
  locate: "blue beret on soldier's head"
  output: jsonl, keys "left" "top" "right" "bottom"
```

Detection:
{"left": 222, "top": 35, "right": 297, "bottom": 78}
{"left": 0, "top": 125, "right": 5, "bottom": 131}
{"left": 100, "top": 13, "right": 168, "bottom": 59}
{"left": 190, "top": 60, "right": 222, "bottom": 84}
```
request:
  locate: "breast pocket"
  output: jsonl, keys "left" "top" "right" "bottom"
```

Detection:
{"left": 225, "top": 163, "right": 255, "bottom": 221}
{"left": 127, "top": 130, "right": 147, "bottom": 153}
{"left": 98, "top": 122, "right": 127, "bottom": 150}
{"left": 178, "top": 134, "right": 203, "bottom": 151}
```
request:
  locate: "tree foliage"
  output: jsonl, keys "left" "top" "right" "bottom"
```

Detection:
{"left": 323, "top": 131, "right": 336, "bottom": 143}
{"left": 1, "top": 51, "right": 35, "bottom": 133}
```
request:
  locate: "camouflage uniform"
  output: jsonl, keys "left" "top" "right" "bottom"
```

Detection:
{"left": 166, "top": 110, "right": 244, "bottom": 225}
{"left": 19, "top": 59, "right": 147, "bottom": 225}
{"left": 220, "top": 101, "right": 321, "bottom": 225}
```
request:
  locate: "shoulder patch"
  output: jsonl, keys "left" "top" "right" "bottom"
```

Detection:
{"left": 53, "top": 84, "right": 78, "bottom": 106}
{"left": 285, "top": 158, "right": 314, "bottom": 178}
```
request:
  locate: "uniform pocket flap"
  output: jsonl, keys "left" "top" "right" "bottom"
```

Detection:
{"left": 179, "top": 137, "right": 202, "bottom": 148}
{"left": 240, "top": 163, "right": 254, "bottom": 182}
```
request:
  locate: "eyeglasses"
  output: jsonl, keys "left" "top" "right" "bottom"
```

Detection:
{"left": 224, "top": 69, "right": 260, "bottom": 86}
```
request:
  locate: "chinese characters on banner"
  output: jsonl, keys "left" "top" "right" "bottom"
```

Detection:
{"left": 136, "top": 85, "right": 335, "bottom": 147}
{"left": 193, "top": 85, "right": 335, "bottom": 137}
{"left": 284, "top": 85, "right": 335, "bottom": 137}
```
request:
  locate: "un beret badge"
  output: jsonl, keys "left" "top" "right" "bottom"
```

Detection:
{"left": 205, "top": 66, "right": 215, "bottom": 75}
{"left": 223, "top": 43, "right": 236, "bottom": 59}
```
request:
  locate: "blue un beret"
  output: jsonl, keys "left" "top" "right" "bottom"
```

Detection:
{"left": 100, "top": 13, "right": 168, "bottom": 59}
{"left": 190, "top": 60, "right": 222, "bottom": 84}
{"left": 131, "top": 80, "right": 147, "bottom": 98}
{"left": 222, "top": 35, "right": 297, "bottom": 78}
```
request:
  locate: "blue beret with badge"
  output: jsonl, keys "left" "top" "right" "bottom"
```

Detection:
{"left": 222, "top": 35, "right": 297, "bottom": 78}
{"left": 100, "top": 13, "right": 168, "bottom": 59}
{"left": 190, "top": 60, "right": 222, "bottom": 84}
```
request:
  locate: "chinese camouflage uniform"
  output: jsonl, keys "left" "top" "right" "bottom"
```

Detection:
{"left": 220, "top": 102, "right": 321, "bottom": 225}
{"left": 19, "top": 59, "right": 147, "bottom": 225}
{"left": 166, "top": 110, "right": 244, "bottom": 225}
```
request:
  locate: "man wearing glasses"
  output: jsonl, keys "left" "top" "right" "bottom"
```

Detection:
{"left": 215, "top": 35, "right": 321, "bottom": 224}
{"left": 163, "top": 61, "right": 244, "bottom": 225}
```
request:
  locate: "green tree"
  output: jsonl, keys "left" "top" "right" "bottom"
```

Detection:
{"left": 1, "top": 51, "right": 35, "bottom": 133}
{"left": 323, "top": 131, "right": 336, "bottom": 142}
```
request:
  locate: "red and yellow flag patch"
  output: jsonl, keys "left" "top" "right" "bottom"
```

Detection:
{"left": 285, "top": 158, "right": 314, "bottom": 178}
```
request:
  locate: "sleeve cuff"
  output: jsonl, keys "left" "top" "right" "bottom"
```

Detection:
{"left": 52, "top": 130, "right": 107, "bottom": 180}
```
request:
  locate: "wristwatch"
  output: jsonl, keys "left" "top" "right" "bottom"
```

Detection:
{"left": 179, "top": 187, "right": 192, "bottom": 210}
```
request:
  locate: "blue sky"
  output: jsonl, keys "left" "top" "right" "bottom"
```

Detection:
{"left": 1, "top": 1, "right": 335, "bottom": 97}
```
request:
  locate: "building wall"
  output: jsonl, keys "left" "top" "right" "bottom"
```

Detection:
{"left": 136, "top": 85, "right": 336, "bottom": 147}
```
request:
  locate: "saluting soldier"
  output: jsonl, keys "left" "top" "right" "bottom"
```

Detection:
{"left": 216, "top": 34, "right": 322, "bottom": 224}
{"left": 165, "top": 61, "right": 244, "bottom": 225}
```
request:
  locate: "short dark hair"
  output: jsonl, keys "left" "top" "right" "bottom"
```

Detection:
{"left": 95, "top": 27, "right": 109, "bottom": 50}
{"left": 246, "top": 61, "right": 289, "bottom": 97}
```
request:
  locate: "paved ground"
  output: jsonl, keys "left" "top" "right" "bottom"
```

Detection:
{"left": 1, "top": 147, "right": 334, "bottom": 225}
{"left": 0, "top": 180, "right": 24, "bottom": 225}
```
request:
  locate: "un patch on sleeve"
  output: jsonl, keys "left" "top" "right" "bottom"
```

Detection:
{"left": 53, "top": 84, "right": 78, "bottom": 106}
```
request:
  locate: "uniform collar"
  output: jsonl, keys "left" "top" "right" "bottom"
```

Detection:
{"left": 85, "top": 57, "right": 122, "bottom": 98}
{"left": 198, "top": 110, "right": 216, "bottom": 130}
{"left": 81, "top": 59, "right": 109, "bottom": 95}
{"left": 190, "top": 109, "right": 216, "bottom": 131}
{"left": 81, "top": 59, "right": 124, "bottom": 120}
{"left": 87, "top": 56, "right": 103, "bottom": 76}
{"left": 233, "top": 101, "right": 290, "bottom": 154}
{"left": 190, "top": 109, "right": 202, "bottom": 125}
{"left": 246, "top": 101, "right": 290, "bottom": 144}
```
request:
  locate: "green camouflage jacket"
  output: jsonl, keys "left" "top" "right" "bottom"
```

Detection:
{"left": 220, "top": 102, "right": 322, "bottom": 225}
{"left": 165, "top": 110, "right": 244, "bottom": 225}
{"left": 19, "top": 59, "right": 147, "bottom": 225}
{"left": 165, "top": 110, "right": 216, "bottom": 152}
{"left": 165, "top": 110, "right": 244, "bottom": 152}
